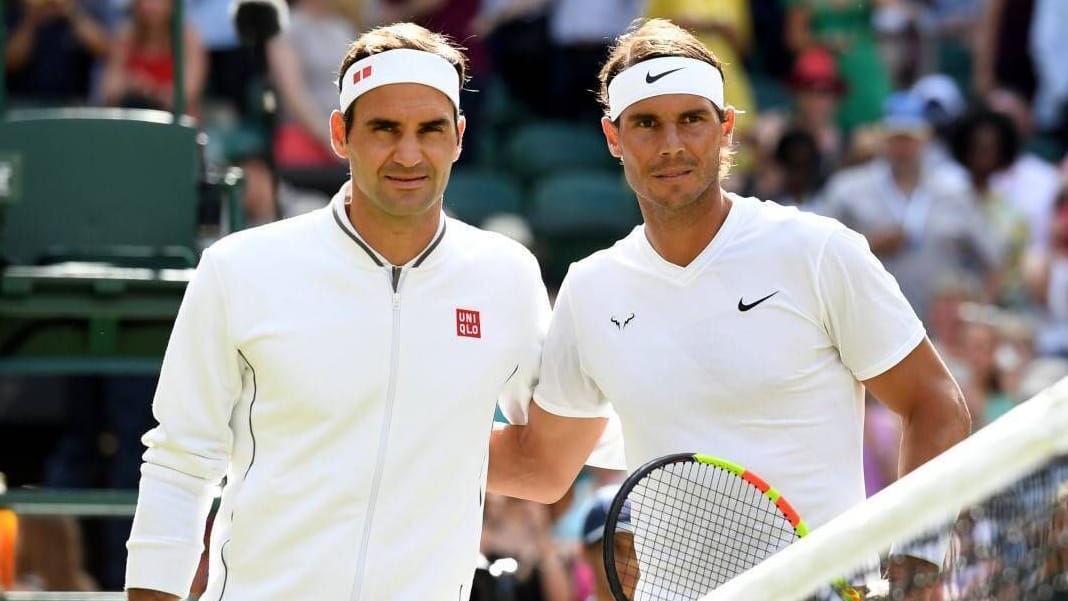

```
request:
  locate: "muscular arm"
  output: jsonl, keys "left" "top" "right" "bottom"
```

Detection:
{"left": 864, "top": 337, "right": 970, "bottom": 479}
{"left": 863, "top": 337, "right": 971, "bottom": 598}
{"left": 488, "top": 402, "right": 607, "bottom": 504}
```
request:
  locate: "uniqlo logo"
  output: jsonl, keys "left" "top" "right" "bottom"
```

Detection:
{"left": 352, "top": 65, "right": 373, "bottom": 84}
{"left": 456, "top": 308, "right": 481, "bottom": 338}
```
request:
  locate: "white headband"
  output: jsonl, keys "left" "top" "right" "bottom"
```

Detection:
{"left": 339, "top": 48, "right": 461, "bottom": 113}
{"left": 607, "top": 56, "right": 724, "bottom": 121}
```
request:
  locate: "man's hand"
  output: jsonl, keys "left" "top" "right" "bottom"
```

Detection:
{"left": 127, "top": 588, "right": 181, "bottom": 601}
{"left": 885, "top": 555, "right": 940, "bottom": 601}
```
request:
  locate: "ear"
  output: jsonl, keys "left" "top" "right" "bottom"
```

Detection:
{"left": 329, "top": 110, "right": 348, "bottom": 159}
{"left": 453, "top": 114, "right": 467, "bottom": 163}
{"left": 601, "top": 116, "right": 622, "bottom": 159}
{"left": 721, "top": 108, "right": 736, "bottom": 146}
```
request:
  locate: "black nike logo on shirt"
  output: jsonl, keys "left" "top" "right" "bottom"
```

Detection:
{"left": 738, "top": 291, "right": 779, "bottom": 312}
{"left": 645, "top": 68, "right": 684, "bottom": 84}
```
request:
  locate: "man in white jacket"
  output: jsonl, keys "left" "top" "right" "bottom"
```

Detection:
{"left": 126, "top": 22, "right": 570, "bottom": 601}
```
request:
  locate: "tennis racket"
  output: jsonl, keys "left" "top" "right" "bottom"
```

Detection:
{"left": 603, "top": 452, "right": 863, "bottom": 601}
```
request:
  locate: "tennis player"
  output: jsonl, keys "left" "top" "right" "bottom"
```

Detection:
{"left": 488, "top": 18, "right": 971, "bottom": 599}
{"left": 125, "top": 23, "right": 556, "bottom": 601}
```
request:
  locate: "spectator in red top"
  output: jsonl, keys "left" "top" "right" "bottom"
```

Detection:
{"left": 101, "top": 0, "right": 206, "bottom": 117}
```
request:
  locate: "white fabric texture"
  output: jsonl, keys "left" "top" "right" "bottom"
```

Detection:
{"left": 534, "top": 195, "right": 925, "bottom": 530}
{"left": 127, "top": 188, "right": 551, "bottom": 601}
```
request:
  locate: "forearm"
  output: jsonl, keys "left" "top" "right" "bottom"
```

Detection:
{"left": 897, "top": 390, "right": 970, "bottom": 478}
{"left": 488, "top": 425, "right": 574, "bottom": 504}
{"left": 4, "top": 21, "right": 38, "bottom": 71}
{"left": 70, "top": 11, "right": 111, "bottom": 57}
{"left": 127, "top": 589, "right": 182, "bottom": 601}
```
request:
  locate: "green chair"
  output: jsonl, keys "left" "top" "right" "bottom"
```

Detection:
{"left": 527, "top": 170, "right": 641, "bottom": 288}
{"left": 444, "top": 168, "right": 524, "bottom": 226}
{"left": 504, "top": 121, "right": 616, "bottom": 183}
{"left": 0, "top": 108, "right": 203, "bottom": 268}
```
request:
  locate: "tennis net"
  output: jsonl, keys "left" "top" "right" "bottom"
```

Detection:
{"left": 704, "top": 376, "right": 1068, "bottom": 601}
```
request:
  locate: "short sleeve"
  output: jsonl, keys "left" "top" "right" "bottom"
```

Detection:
{"left": 532, "top": 277, "right": 614, "bottom": 419}
{"left": 817, "top": 227, "right": 926, "bottom": 381}
{"left": 496, "top": 250, "right": 554, "bottom": 424}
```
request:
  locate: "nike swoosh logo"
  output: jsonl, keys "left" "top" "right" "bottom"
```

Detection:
{"left": 645, "top": 68, "right": 685, "bottom": 84}
{"left": 738, "top": 291, "right": 779, "bottom": 312}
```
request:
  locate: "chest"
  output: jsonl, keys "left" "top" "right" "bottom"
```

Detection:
{"left": 571, "top": 271, "right": 834, "bottom": 416}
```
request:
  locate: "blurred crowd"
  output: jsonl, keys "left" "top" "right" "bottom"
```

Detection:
{"left": 5, "top": 0, "right": 1068, "bottom": 598}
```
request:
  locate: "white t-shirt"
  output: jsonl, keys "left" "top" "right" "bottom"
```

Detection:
{"left": 534, "top": 194, "right": 925, "bottom": 529}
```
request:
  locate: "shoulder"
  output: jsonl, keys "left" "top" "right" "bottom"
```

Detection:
{"left": 446, "top": 217, "right": 543, "bottom": 279}
{"left": 205, "top": 210, "right": 323, "bottom": 267}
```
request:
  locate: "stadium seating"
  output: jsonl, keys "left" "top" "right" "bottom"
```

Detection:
{"left": 444, "top": 168, "right": 525, "bottom": 225}
{"left": 527, "top": 170, "right": 641, "bottom": 286}
{"left": 0, "top": 107, "right": 243, "bottom": 374}
{"left": 504, "top": 120, "right": 616, "bottom": 183}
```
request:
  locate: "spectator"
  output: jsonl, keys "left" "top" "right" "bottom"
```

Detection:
{"left": 545, "top": 0, "right": 644, "bottom": 121}
{"left": 949, "top": 109, "right": 1031, "bottom": 306}
{"left": 786, "top": 45, "right": 846, "bottom": 169}
{"left": 784, "top": 0, "right": 891, "bottom": 131}
{"left": 1029, "top": 0, "right": 1068, "bottom": 139}
{"left": 184, "top": 0, "right": 253, "bottom": 118}
{"left": 823, "top": 91, "right": 1002, "bottom": 321}
{"left": 578, "top": 485, "right": 623, "bottom": 601}
{"left": 473, "top": 0, "right": 554, "bottom": 117}
{"left": 973, "top": 0, "right": 1037, "bottom": 102}
{"left": 4, "top": 0, "right": 113, "bottom": 105}
{"left": 101, "top": 0, "right": 206, "bottom": 117}
{"left": 475, "top": 494, "right": 572, "bottom": 601}
{"left": 381, "top": 0, "right": 490, "bottom": 164}
{"left": 983, "top": 88, "right": 1065, "bottom": 254}
{"left": 768, "top": 127, "right": 828, "bottom": 212}
{"left": 645, "top": 0, "right": 757, "bottom": 137}
{"left": 1023, "top": 180, "right": 1068, "bottom": 356}
{"left": 267, "top": 0, "right": 354, "bottom": 170}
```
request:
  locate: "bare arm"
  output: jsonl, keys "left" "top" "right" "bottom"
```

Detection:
{"left": 65, "top": 0, "right": 111, "bottom": 57}
{"left": 181, "top": 26, "right": 207, "bottom": 115}
{"left": 267, "top": 36, "right": 331, "bottom": 147}
{"left": 784, "top": 4, "right": 813, "bottom": 53}
{"left": 864, "top": 337, "right": 971, "bottom": 599}
{"left": 972, "top": 0, "right": 1004, "bottom": 96}
{"left": 4, "top": 12, "right": 42, "bottom": 71}
{"left": 100, "top": 27, "right": 132, "bottom": 105}
{"left": 488, "top": 402, "right": 607, "bottom": 504}
{"left": 127, "top": 589, "right": 181, "bottom": 601}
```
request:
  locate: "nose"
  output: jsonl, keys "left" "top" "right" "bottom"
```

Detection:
{"left": 658, "top": 124, "right": 684, "bottom": 157}
{"left": 393, "top": 132, "right": 422, "bottom": 168}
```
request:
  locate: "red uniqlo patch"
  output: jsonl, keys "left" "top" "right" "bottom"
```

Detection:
{"left": 353, "top": 65, "right": 373, "bottom": 84}
{"left": 456, "top": 308, "right": 481, "bottom": 338}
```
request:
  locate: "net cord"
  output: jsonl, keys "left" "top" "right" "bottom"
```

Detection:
{"left": 703, "top": 376, "right": 1068, "bottom": 601}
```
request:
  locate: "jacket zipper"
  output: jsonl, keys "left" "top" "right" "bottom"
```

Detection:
{"left": 350, "top": 265, "right": 404, "bottom": 601}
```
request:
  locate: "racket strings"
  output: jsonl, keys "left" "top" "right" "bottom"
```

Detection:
{"left": 611, "top": 462, "right": 799, "bottom": 599}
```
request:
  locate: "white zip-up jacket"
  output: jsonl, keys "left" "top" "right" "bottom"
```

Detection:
{"left": 126, "top": 191, "right": 551, "bottom": 601}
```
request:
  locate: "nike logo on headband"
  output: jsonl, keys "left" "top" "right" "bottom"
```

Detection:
{"left": 645, "top": 68, "right": 685, "bottom": 84}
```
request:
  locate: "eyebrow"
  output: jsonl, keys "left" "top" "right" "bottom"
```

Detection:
{"left": 364, "top": 117, "right": 452, "bottom": 130}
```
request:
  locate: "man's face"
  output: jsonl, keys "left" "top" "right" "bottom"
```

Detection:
{"left": 330, "top": 83, "right": 464, "bottom": 220}
{"left": 602, "top": 94, "right": 734, "bottom": 214}
{"left": 884, "top": 131, "right": 925, "bottom": 171}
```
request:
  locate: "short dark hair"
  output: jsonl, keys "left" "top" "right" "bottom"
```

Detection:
{"left": 597, "top": 19, "right": 726, "bottom": 120}
{"left": 949, "top": 109, "right": 1020, "bottom": 171}
{"left": 337, "top": 23, "right": 469, "bottom": 136}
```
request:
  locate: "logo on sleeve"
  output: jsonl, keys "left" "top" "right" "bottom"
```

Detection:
{"left": 456, "top": 308, "right": 481, "bottom": 338}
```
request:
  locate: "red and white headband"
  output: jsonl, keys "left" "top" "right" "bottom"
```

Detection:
{"left": 339, "top": 48, "right": 460, "bottom": 113}
{"left": 607, "top": 56, "right": 724, "bottom": 121}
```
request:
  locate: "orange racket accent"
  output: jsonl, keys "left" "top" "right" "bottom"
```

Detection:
{"left": 776, "top": 496, "right": 803, "bottom": 529}
{"left": 740, "top": 469, "right": 771, "bottom": 493}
